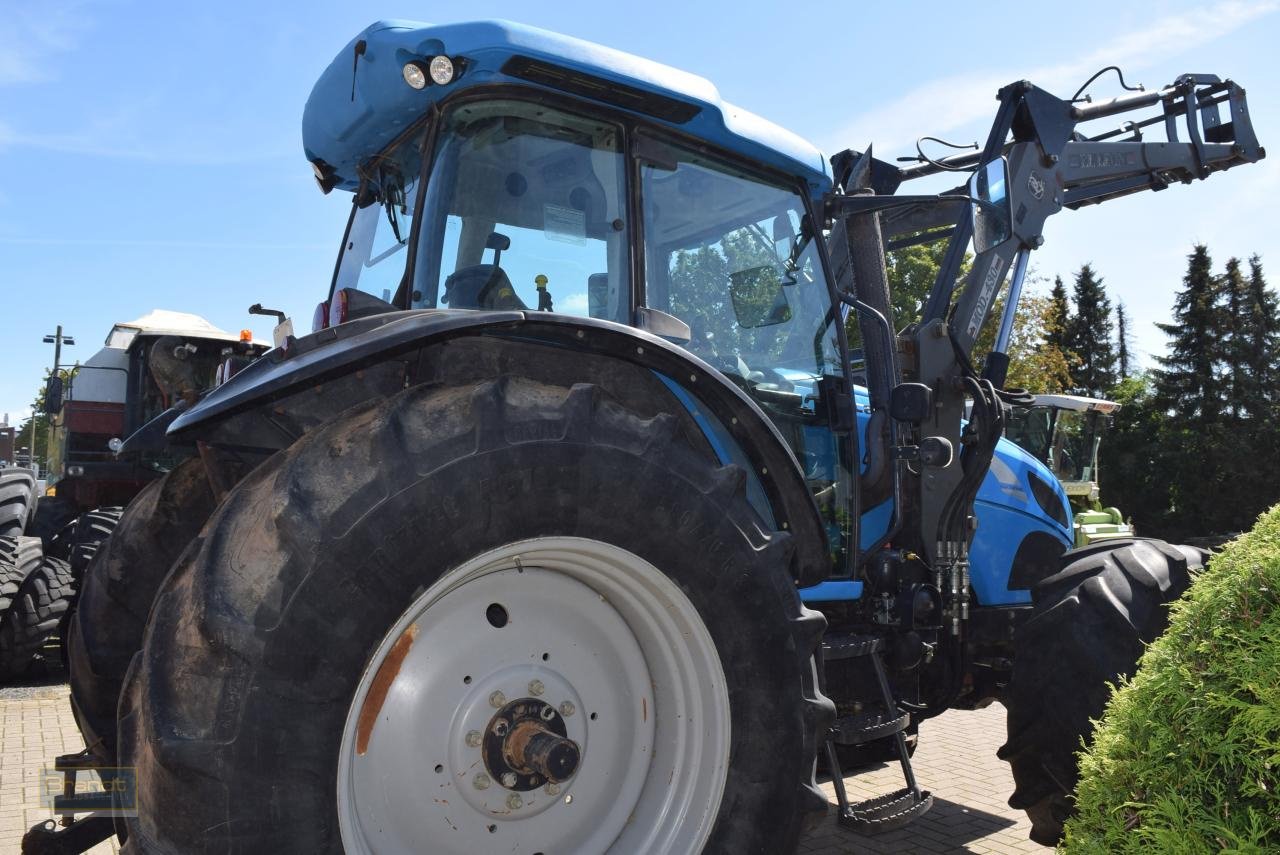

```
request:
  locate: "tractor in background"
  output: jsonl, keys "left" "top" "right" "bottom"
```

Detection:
{"left": 1004, "top": 393, "right": 1133, "bottom": 546}
{"left": 25, "top": 19, "right": 1262, "bottom": 855}
{"left": 0, "top": 311, "right": 263, "bottom": 680}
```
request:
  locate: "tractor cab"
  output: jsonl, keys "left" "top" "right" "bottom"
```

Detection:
{"left": 1004, "top": 393, "right": 1133, "bottom": 545}
{"left": 45, "top": 310, "right": 264, "bottom": 510}
{"left": 307, "top": 23, "right": 858, "bottom": 568}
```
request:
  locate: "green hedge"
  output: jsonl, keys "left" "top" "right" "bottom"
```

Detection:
{"left": 1063, "top": 509, "right": 1280, "bottom": 853}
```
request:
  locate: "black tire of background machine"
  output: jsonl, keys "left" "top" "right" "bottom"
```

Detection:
{"left": 117, "top": 377, "right": 833, "bottom": 854}
{"left": 68, "top": 460, "right": 214, "bottom": 764}
{"left": 27, "top": 496, "right": 79, "bottom": 557}
{"left": 0, "top": 469, "right": 36, "bottom": 538}
{"left": 68, "top": 507, "right": 124, "bottom": 581}
{"left": 0, "top": 536, "right": 43, "bottom": 616}
{"left": 0, "top": 555, "right": 73, "bottom": 678}
{"left": 998, "top": 537, "right": 1206, "bottom": 845}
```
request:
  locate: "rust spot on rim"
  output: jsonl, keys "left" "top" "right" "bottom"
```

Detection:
{"left": 355, "top": 623, "right": 419, "bottom": 755}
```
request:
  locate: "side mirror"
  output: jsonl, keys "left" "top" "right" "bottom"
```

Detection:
{"left": 969, "top": 158, "right": 1013, "bottom": 253}
{"left": 729, "top": 265, "right": 792, "bottom": 329}
{"left": 44, "top": 375, "right": 63, "bottom": 415}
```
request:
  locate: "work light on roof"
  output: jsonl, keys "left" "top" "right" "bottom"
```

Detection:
{"left": 402, "top": 61, "right": 428, "bottom": 90}
{"left": 428, "top": 55, "right": 455, "bottom": 85}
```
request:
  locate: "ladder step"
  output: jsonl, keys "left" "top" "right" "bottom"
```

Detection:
{"left": 830, "top": 709, "right": 910, "bottom": 745}
{"left": 821, "top": 633, "right": 884, "bottom": 660}
{"left": 839, "top": 786, "right": 934, "bottom": 832}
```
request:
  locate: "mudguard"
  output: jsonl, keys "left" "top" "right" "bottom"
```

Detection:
{"left": 169, "top": 309, "right": 832, "bottom": 585}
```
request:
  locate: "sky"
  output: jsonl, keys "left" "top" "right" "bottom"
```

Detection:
{"left": 1, "top": 0, "right": 1277, "bottom": 425}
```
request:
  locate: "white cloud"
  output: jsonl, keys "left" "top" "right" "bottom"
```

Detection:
{"left": 0, "top": 2, "right": 92, "bottom": 86}
{"left": 559, "top": 292, "right": 591, "bottom": 314}
{"left": 821, "top": 0, "right": 1278, "bottom": 155}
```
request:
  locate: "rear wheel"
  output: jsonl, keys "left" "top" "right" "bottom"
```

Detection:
{"left": 999, "top": 538, "right": 1204, "bottom": 844}
{"left": 68, "top": 461, "right": 215, "bottom": 763}
{"left": 119, "top": 378, "right": 832, "bottom": 854}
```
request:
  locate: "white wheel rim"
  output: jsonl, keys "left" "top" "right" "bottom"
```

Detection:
{"left": 337, "top": 537, "right": 730, "bottom": 855}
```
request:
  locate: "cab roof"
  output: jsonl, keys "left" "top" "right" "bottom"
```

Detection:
{"left": 303, "top": 20, "right": 830, "bottom": 195}
{"left": 105, "top": 310, "right": 257, "bottom": 348}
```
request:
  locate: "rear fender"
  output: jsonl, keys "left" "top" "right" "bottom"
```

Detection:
{"left": 170, "top": 310, "right": 830, "bottom": 584}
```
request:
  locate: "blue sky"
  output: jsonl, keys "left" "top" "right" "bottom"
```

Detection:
{"left": 2, "top": 0, "right": 1277, "bottom": 424}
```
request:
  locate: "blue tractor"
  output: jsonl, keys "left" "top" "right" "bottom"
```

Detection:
{"left": 34, "top": 19, "right": 1261, "bottom": 855}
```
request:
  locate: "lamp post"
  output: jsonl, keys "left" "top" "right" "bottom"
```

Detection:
{"left": 39, "top": 326, "right": 75, "bottom": 475}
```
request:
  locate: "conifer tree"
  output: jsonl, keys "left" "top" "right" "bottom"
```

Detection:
{"left": 1244, "top": 255, "right": 1280, "bottom": 417}
{"left": 1115, "top": 301, "right": 1132, "bottom": 380}
{"left": 1153, "top": 245, "right": 1223, "bottom": 424}
{"left": 1046, "top": 276, "right": 1071, "bottom": 355}
{"left": 1065, "top": 264, "right": 1117, "bottom": 396}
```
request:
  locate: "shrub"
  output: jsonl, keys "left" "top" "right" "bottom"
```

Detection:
{"left": 1063, "top": 508, "right": 1280, "bottom": 853}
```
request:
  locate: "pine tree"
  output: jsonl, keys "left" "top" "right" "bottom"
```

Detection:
{"left": 1115, "top": 301, "right": 1132, "bottom": 380}
{"left": 1222, "top": 258, "right": 1249, "bottom": 417}
{"left": 1153, "top": 245, "right": 1224, "bottom": 424}
{"left": 1065, "top": 264, "right": 1117, "bottom": 396}
{"left": 1046, "top": 276, "right": 1071, "bottom": 355}
{"left": 1244, "top": 255, "right": 1280, "bottom": 417}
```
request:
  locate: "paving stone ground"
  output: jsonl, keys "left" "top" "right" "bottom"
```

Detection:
{"left": 1, "top": 680, "right": 1043, "bottom": 854}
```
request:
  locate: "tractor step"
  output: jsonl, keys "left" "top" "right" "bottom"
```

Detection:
{"left": 830, "top": 709, "right": 910, "bottom": 745}
{"left": 838, "top": 786, "right": 934, "bottom": 832}
{"left": 818, "top": 631, "right": 932, "bottom": 833}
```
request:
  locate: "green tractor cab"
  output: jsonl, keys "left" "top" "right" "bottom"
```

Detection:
{"left": 1004, "top": 393, "right": 1133, "bottom": 546}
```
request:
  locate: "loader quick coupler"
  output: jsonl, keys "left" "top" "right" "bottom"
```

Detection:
{"left": 484, "top": 698, "right": 582, "bottom": 791}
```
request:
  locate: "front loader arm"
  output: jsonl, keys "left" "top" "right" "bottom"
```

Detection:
{"left": 827, "top": 70, "right": 1263, "bottom": 614}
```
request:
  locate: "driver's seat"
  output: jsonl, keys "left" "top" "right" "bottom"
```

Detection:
{"left": 441, "top": 264, "right": 527, "bottom": 310}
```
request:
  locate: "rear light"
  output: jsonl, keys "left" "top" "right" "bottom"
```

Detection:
{"left": 312, "top": 300, "right": 330, "bottom": 332}
{"left": 329, "top": 290, "right": 350, "bottom": 327}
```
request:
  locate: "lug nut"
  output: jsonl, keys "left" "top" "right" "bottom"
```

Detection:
{"left": 544, "top": 782, "right": 560, "bottom": 796}
{"left": 507, "top": 793, "right": 523, "bottom": 810}
{"left": 473, "top": 773, "right": 491, "bottom": 790}
{"left": 528, "top": 679, "right": 545, "bottom": 696}
{"left": 489, "top": 690, "right": 506, "bottom": 708}
{"left": 465, "top": 730, "right": 483, "bottom": 747}
{"left": 559, "top": 701, "right": 576, "bottom": 717}
{"left": 501, "top": 772, "right": 518, "bottom": 789}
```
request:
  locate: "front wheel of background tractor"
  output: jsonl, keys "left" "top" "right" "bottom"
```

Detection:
{"left": 67, "top": 507, "right": 124, "bottom": 580}
{"left": 0, "top": 536, "right": 43, "bottom": 617}
{"left": 27, "top": 496, "right": 79, "bottom": 556}
{"left": 998, "top": 538, "right": 1205, "bottom": 845}
{"left": 67, "top": 460, "right": 215, "bottom": 764}
{"left": 118, "top": 377, "right": 832, "bottom": 854}
{"left": 0, "top": 555, "right": 73, "bottom": 678}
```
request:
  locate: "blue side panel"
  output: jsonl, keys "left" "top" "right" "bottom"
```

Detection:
{"left": 969, "top": 437, "right": 1073, "bottom": 605}
{"left": 800, "top": 580, "right": 864, "bottom": 602}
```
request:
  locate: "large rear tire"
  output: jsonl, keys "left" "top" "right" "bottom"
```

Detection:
{"left": 0, "top": 555, "right": 73, "bottom": 678}
{"left": 68, "top": 461, "right": 215, "bottom": 763}
{"left": 118, "top": 378, "right": 832, "bottom": 854}
{"left": 998, "top": 538, "right": 1205, "bottom": 845}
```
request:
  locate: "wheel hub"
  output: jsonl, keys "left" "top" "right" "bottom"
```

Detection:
{"left": 483, "top": 698, "right": 580, "bottom": 790}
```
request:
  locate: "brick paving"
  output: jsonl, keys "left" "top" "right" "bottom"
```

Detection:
{"left": 2, "top": 680, "right": 1042, "bottom": 854}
